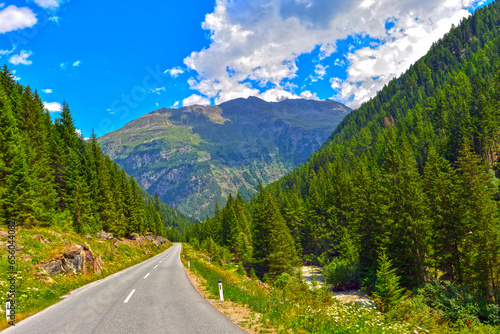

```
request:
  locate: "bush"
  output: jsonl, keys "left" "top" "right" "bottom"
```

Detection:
{"left": 273, "top": 272, "right": 293, "bottom": 289}
{"left": 484, "top": 303, "right": 500, "bottom": 326}
{"left": 418, "top": 280, "right": 486, "bottom": 326}
{"left": 323, "top": 256, "right": 360, "bottom": 290}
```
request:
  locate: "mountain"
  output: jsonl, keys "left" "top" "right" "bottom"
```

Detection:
{"left": 98, "top": 97, "right": 350, "bottom": 219}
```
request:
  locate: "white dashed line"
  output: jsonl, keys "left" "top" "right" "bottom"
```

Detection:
{"left": 124, "top": 289, "right": 136, "bottom": 303}
{"left": 154, "top": 265, "right": 158, "bottom": 269}
{"left": 144, "top": 273, "right": 150, "bottom": 279}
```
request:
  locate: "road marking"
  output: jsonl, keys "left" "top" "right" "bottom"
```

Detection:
{"left": 154, "top": 265, "right": 158, "bottom": 269}
{"left": 144, "top": 273, "right": 150, "bottom": 279}
{"left": 124, "top": 289, "right": 136, "bottom": 303}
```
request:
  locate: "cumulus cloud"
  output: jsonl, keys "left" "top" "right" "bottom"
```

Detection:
{"left": 42, "top": 88, "right": 53, "bottom": 93}
{"left": 9, "top": 50, "right": 33, "bottom": 65}
{"left": 165, "top": 67, "right": 184, "bottom": 77}
{"left": 182, "top": 94, "right": 211, "bottom": 107}
{"left": 33, "top": 0, "right": 64, "bottom": 10}
{"left": 0, "top": 5, "right": 37, "bottom": 34}
{"left": 43, "top": 101, "right": 62, "bottom": 112}
{"left": 73, "top": 60, "right": 81, "bottom": 67}
{"left": 183, "top": 0, "right": 482, "bottom": 107}
{"left": 172, "top": 101, "right": 180, "bottom": 108}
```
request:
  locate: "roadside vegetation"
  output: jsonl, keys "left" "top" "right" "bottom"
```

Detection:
{"left": 0, "top": 226, "right": 171, "bottom": 330}
{"left": 183, "top": 244, "right": 500, "bottom": 333}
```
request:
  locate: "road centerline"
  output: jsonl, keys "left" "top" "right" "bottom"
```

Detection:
{"left": 144, "top": 273, "right": 150, "bottom": 279}
{"left": 123, "top": 289, "right": 136, "bottom": 304}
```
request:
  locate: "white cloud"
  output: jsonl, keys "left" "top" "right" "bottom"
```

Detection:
{"left": 43, "top": 101, "right": 62, "bottom": 112}
{"left": 300, "top": 90, "right": 320, "bottom": 100}
{"left": 182, "top": 0, "right": 482, "bottom": 107}
{"left": 172, "top": 101, "right": 180, "bottom": 108}
{"left": 33, "top": 0, "right": 64, "bottom": 10}
{"left": 155, "top": 102, "right": 159, "bottom": 107}
{"left": 150, "top": 87, "right": 166, "bottom": 95}
{"left": 42, "top": 88, "right": 53, "bottom": 93}
{"left": 0, "top": 4, "right": 5, "bottom": 9}
{"left": 0, "top": 5, "right": 37, "bottom": 34}
{"left": 330, "top": 77, "right": 342, "bottom": 90}
{"left": 60, "top": 62, "right": 67, "bottom": 69}
{"left": 164, "top": 67, "right": 184, "bottom": 77}
{"left": 9, "top": 50, "right": 33, "bottom": 65}
{"left": 49, "top": 16, "right": 59, "bottom": 23}
{"left": 72, "top": 60, "right": 81, "bottom": 67}
{"left": 0, "top": 47, "right": 14, "bottom": 57}
{"left": 182, "top": 94, "right": 211, "bottom": 107}
{"left": 75, "top": 129, "right": 82, "bottom": 137}
{"left": 12, "top": 69, "right": 20, "bottom": 81}
{"left": 310, "top": 63, "right": 328, "bottom": 82}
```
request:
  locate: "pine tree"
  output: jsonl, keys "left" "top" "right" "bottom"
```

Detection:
{"left": 372, "top": 249, "right": 406, "bottom": 312}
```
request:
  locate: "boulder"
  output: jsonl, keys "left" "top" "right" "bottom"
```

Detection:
{"left": 82, "top": 245, "right": 103, "bottom": 275}
{"left": 40, "top": 244, "right": 103, "bottom": 276}
{"left": 97, "top": 230, "right": 113, "bottom": 240}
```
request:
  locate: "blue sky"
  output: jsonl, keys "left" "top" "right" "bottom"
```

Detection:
{"left": 0, "top": 0, "right": 493, "bottom": 138}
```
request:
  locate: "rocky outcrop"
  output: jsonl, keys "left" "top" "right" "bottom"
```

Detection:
{"left": 145, "top": 232, "right": 167, "bottom": 247}
{"left": 99, "top": 97, "right": 351, "bottom": 219}
{"left": 40, "top": 244, "right": 104, "bottom": 276}
{"left": 97, "top": 230, "right": 113, "bottom": 240}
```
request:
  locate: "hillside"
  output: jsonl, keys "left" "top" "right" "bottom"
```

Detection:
{"left": 189, "top": 1, "right": 500, "bottom": 329}
{"left": 0, "top": 66, "right": 192, "bottom": 236}
{"left": 99, "top": 97, "right": 350, "bottom": 219}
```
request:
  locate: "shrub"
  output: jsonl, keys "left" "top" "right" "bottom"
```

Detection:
{"left": 323, "top": 256, "right": 360, "bottom": 290}
{"left": 273, "top": 272, "right": 293, "bottom": 289}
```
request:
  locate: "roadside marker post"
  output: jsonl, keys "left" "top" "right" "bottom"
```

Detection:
{"left": 188, "top": 261, "right": 190, "bottom": 268}
{"left": 218, "top": 279, "right": 224, "bottom": 302}
{"left": 6, "top": 298, "right": 10, "bottom": 320}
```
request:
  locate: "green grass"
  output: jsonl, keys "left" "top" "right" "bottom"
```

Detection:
{"left": 0, "top": 227, "right": 172, "bottom": 330}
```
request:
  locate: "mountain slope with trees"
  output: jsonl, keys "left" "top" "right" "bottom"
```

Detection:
{"left": 188, "top": 0, "right": 500, "bottom": 327}
{"left": 0, "top": 66, "right": 193, "bottom": 236}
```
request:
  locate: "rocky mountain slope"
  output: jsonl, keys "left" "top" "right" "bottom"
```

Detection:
{"left": 99, "top": 97, "right": 350, "bottom": 219}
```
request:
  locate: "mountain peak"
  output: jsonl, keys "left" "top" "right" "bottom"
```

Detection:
{"left": 99, "top": 97, "right": 350, "bottom": 219}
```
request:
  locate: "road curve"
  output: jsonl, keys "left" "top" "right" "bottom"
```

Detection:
{"left": 3, "top": 243, "right": 246, "bottom": 334}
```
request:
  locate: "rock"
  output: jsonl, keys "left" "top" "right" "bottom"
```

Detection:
{"left": 82, "top": 245, "right": 103, "bottom": 275}
{"left": 40, "top": 259, "right": 65, "bottom": 276}
{"left": 40, "top": 244, "right": 103, "bottom": 276}
{"left": 145, "top": 233, "right": 155, "bottom": 243}
{"left": 257, "top": 280, "right": 270, "bottom": 289}
{"left": 85, "top": 235, "right": 92, "bottom": 240}
{"left": 60, "top": 245, "right": 86, "bottom": 274}
{"left": 97, "top": 230, "right": 113, "bottom": 240}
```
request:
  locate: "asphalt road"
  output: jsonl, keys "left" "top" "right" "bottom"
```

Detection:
{"left": 3, "top": 243, "right": 246, "bottom": 334}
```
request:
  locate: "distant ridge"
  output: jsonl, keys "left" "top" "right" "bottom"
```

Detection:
{"left": 99, "top": 97, "right": 350, "bottom": 219}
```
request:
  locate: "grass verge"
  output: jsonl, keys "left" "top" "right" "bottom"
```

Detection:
{"left": 0, "top": 227, "right": 172, "bottom": 330}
